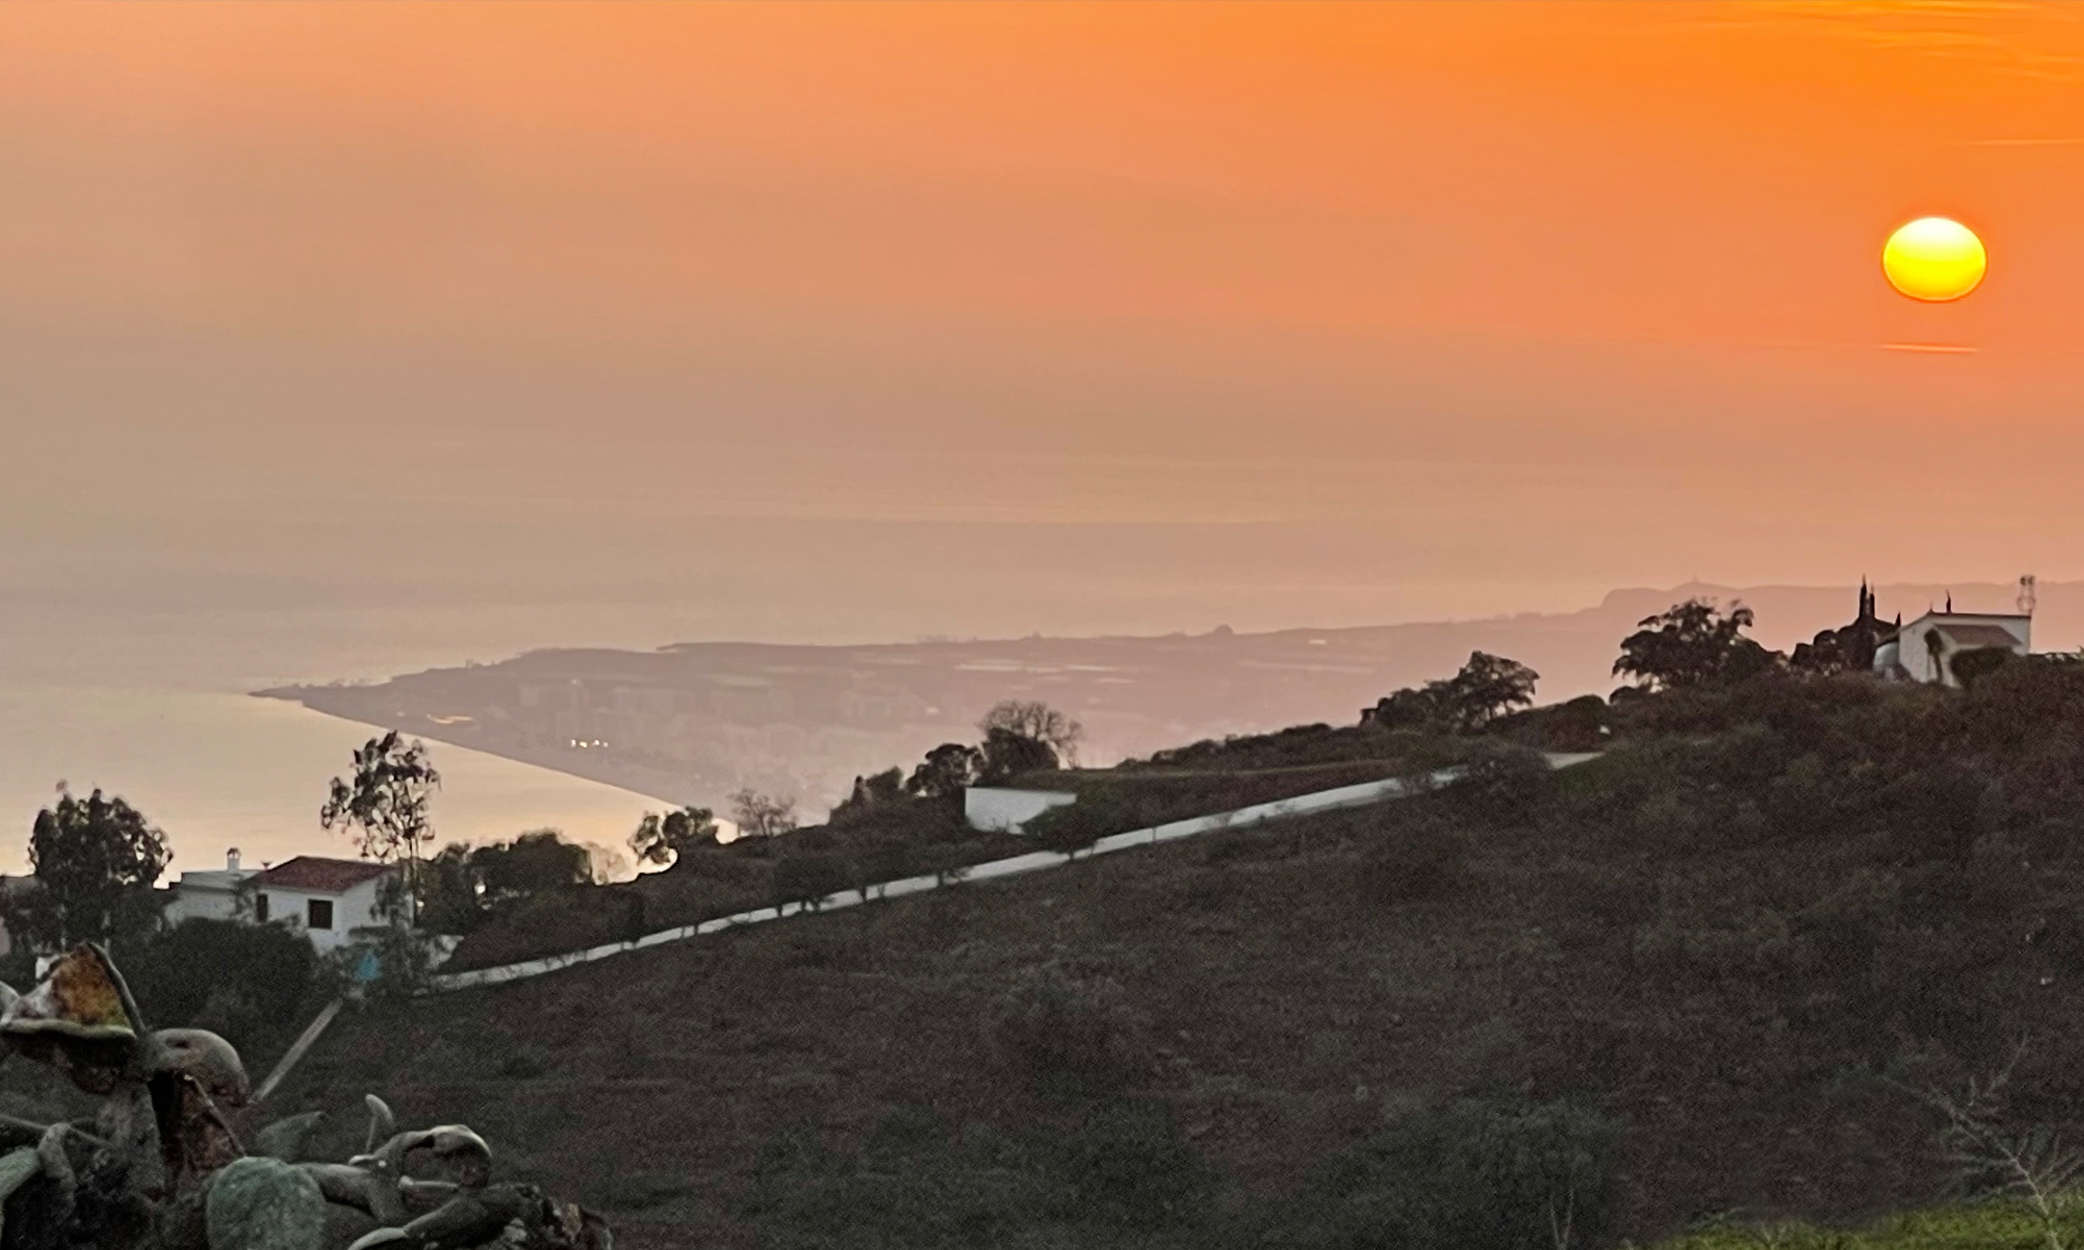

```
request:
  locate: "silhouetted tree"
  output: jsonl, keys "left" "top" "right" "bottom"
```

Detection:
{"left": 1612, "top": 599, "right": 1777, "bottom": 691}
{"left": 628, "top": 806, "right": 720, "bottom": 867}
{"left": 1367, "top": 685, "right": 1448, "bottom": 731}
{"left": 2, "top": 786, "right": 171, "bottom": 952}
{"left": 1441, "top": 652, "right": 1540, "bottom": 730}
{"left": 979, "top": 726, "right": 1063, "bottom": 784}
{"left": 417, "top": 829, "right": 610, "bottom": 934}
{"left": 978, "top": 700, "right": 1084, "bottom": 766}
{"left": 730, "top": 788, "right": 798, "bottom": 840}
{"left": 1950, "top": 646, "right": 2013, "bottom": 691}
{"left": 477, "top": 828, "right": 596, "bottom": 904}
{"left": 320, "top": 732, "right": 440, "bottom": 923}
{"left": 907, "top": 743, "right": 984, "bottom": 798}
{"left": 1366, "top": 652, "right": 1538, "bottom": 733}
{"left": 830, "top": 768, "right": 906, "bottom": 823}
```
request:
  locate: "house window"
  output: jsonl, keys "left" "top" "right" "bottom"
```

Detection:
{"left": 254, "top": 893, "right": 270, "bottom": 923}
{"left": 307, "top": 899, "right": 334, "bottom": 931}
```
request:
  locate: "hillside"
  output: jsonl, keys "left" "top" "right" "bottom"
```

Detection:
{"left": 261, "top": 658, "right": 2084, "bottom": 1249}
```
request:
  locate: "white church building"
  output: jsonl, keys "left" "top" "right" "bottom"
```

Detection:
{"left": 1875, "top": 609, "right": 2032, "bottom": 687}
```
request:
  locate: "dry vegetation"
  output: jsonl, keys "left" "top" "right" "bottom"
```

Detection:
{"left": 38, "top": 660, "right": 2084, "bottom": 1249}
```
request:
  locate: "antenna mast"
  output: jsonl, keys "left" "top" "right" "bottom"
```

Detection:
{"left": 2019, "top": 574, "right": 2038, "bottom": 615}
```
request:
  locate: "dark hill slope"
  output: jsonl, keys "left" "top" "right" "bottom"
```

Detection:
{"left": 277, "top": 666, "right": 2084, "bottom": 1249}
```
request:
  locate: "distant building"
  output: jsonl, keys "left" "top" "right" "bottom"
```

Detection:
{"left": 163, "top": 848, "right": 259, "bottom": 923}
{"left": 1876, "top": 609, "right": 2031, "bottom": 687}
{"left": 165, "top": 851, "right": 394, "bottom": 953}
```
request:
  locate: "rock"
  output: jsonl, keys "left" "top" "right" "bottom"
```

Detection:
{"left": 205, "top": 1156, "right": 326, "bottom": 1250}
{"left": 251, "top": 1110, "right": 328, "bottom": 1163}
{"left": 0, "top": 1145, "right": 42, "bottom": 1237}
{"left": 153, "top": 1028, "right": 252, "bottom": 1107}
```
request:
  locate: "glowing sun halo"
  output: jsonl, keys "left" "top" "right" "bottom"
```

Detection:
{"left": 1883, "top": 217, "right": 1986, "bottom": 302}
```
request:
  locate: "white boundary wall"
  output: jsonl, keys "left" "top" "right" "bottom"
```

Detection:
{"left": 429, "top": 763, "right": 1529, "bottom": 993}
{"left": 963, "top": 786, "right": 1079, "bottom": 832}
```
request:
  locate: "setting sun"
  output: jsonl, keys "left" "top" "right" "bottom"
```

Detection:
{"left": 1883, "top": 217, "right": 1986, "bottom": 303}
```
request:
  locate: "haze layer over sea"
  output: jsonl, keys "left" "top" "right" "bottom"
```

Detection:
{"left": 0, "top": 546, "right": 1607, "bottom": 880}
{"left": 0, "top": 600, "right": 701, "bottom": 878}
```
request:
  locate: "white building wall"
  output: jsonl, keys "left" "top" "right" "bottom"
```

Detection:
{"left": 164, "top": 886, "right": 243, "bottom": 925}
{"left": 252, "top": 877, "right": 388, "bottom": 952}
{"left": 964, "top": 787, "right": 1078, "bottom": 833}
{"left": 1892, "top": 613, "right": 2031, "bottom": 687}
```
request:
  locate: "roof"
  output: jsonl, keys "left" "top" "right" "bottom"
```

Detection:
{"left": 251, "top": 856, "right": 393, "bottom": 893}
{"left": 1935, "top": 624, "right": 2023, "bottom": 650}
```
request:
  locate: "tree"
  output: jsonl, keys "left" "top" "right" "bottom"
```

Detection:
{"left": 320, "top": 732, "right": 440, "bottom": 924}
{"left": 417, "top": 842, "right": 485, "bottom": 935}
{"left": 730, "top": 788, "right": 798, "bottom": 840}
{"left": 628, "top": 806, "right": 720, "bottom": 868}
{"left": 830, "top": 768, "right": 906, "bottom": 823}
{"left": 1612, "top": 599, "right": 1777, "bottom": 691}
{"left": 979, "top": 726, "right": 1063, "bottom": 784}
{"left": 1440, "top": 651, "right": 1539, "bottom": 730}
{"left": 2, "top": 786, "right": 171, "bottom": 952}
{"left": 1950, "top": 646, "right": 2013, "bottom": 691}
{"left": 1365, "top": 652, "right": 1538, "bottom": 733}
{"left": 1366, "top": 685, "right": 1449, "bottom": 731}
{"left": 476, "top": 828, "right": 597, "bottom": 905}
{"left": 907, "top": 743, "right": 984, "bottom": 799}
{"left": 978, "top": 700, "right": 1084, "bottom": 766}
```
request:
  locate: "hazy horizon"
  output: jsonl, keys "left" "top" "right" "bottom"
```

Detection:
{"left": 7, "top": 2, "right": 2084, "bottom": 637}
{"left": 8, "top": 1, "right": 2084, "bottom": 877}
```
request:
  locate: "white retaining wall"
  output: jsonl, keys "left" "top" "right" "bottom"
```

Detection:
{"left": 429, "top": 765, "right": 1477, "bottom": 993}
{"left": 963, "top": 786, "right": 1079, "bottom": 833}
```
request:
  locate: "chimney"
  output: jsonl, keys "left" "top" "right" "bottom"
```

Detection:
{"left": 227, "top": 848, "right": 241, "bottom": 872}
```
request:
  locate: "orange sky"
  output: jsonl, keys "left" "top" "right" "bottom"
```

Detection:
{"left": 5, "top": 1, "right": 2084, "bottom": 639}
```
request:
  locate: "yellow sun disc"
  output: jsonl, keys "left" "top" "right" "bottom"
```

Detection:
{"left": 1883, "top": 217, "right": 1986, "bottom": 302}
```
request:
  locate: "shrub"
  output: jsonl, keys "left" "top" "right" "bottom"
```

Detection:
{"left": 982, "top": 959, "right": 1148, "bottom": 1095}
{"left": 118, "top": 918, "right": 331, "bottom": 1059}
{"left": 1446, "top": 745, "right": 1555, "bottom": 824}
{"left": 1292, "top": 1095, "right": 1620, "bottom": 1250}
{"left": 772, "top": 854, "right": 850, "bottom": 911}
{"left": 1027, "top": 804, "right": 1108, "bottom": 856}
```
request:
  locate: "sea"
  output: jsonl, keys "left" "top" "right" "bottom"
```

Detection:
{"left": 0, "top": 600, "right": 698, "bottom": 880}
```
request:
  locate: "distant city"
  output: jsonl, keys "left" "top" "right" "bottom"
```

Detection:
{"left": 259, "top": 578, "right": 2083, "bottom": 815}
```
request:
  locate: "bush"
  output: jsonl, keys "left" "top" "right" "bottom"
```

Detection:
{"left": 1289, "top": 1095, "right": 1620, "bottom": 1250}
{"left": 118, "top": 918, "right": 332, "bottom": 1060}
{"left": 1446, "top": 745, "right": 1554, "bottom": 824}
{"left": 1027, "top": 804, "right": 1109, "bottom": 856}
{"left": 772, "top": 854, "right": 850, "bottom": 911}
{"left": 982, "top": 959, "right": 1149, "bottom": 1095}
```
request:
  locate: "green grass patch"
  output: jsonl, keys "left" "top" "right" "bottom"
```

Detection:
{"left": 1649, "top": 1199, "right": 2084, "bottom": 1249}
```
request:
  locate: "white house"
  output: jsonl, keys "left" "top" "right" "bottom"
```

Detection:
{"left": 1875, "top": 610, "right": 2031, "bottom": 687}
{"left": 163, "top": 848, "right": 259, "bottom": 923}
{"left": 245, "top": 857, "right": 394, "bottom": 952}
{"left": 165, "top": 850, "right": 395, "bottom": 953}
